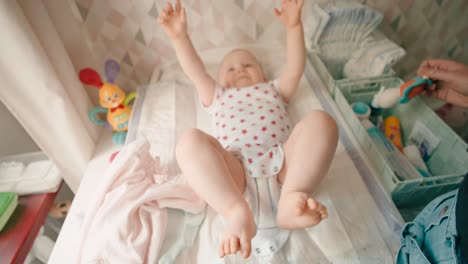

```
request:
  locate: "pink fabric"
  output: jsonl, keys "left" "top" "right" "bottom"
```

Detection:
{"left": 77, "top": 140, "right": 205, "bottom": 264}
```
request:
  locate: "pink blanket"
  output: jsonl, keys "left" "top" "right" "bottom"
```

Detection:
{"left": 77, "top": 140, "right": 205, "bottom": 263}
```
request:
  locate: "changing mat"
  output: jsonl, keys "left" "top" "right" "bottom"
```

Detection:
{"left": 126, "top": 45, "right": 402, "bottom": 263}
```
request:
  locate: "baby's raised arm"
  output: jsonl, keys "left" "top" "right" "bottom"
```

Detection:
{"left": 275, "top": 0, "right": 306, "bottom": 102}
{"left": 158, "top": 0, "right": 216, "bottom": 106}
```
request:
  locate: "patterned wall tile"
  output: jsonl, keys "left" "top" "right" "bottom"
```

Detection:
{"left": 367, "top": 0, "right": 468, "bottom": 78}
{"left": 69, "top": 0, "right": 468, "bottom": 89}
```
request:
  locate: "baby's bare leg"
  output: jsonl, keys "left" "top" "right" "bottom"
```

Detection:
{"left": 276, "top": 111, "right": 338, "bottom": 229}
{"left": 176, "top": 129, "right": 256, "bottom": 258}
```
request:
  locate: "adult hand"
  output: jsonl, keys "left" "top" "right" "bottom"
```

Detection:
{"left": 418, "top": 59, "right": 468, "bottom": 107}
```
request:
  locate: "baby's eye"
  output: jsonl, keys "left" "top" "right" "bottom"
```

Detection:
{"left": 243, "top": 64, "right": 252, "bottom": 67}
{"left": 113, "top": 93, "right": 119, "bottom": 99}
{"left": 105, "top": 96, "right": 111, "bottom": 102}
{"left": 228, "top": 67, "right": 234, "bottom": 72}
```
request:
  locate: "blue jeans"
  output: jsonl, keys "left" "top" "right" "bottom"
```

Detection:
{"left": 396, "top": 190, "right": 467, "bottom": 264}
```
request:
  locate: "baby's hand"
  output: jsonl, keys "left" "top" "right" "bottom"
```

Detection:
{"left": 158, "top": 0, "right": 187, "bottom": 40}
{"left": 274, "top": 0, "right": 304, "bottom": 28}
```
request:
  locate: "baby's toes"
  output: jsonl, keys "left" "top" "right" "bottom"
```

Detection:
{"left": 294, "top": 196, "right": 308, "bottom": 215}
{"left": 310, "top": 200, "right": 328, "bottom": 219}
{"left": 218, "top": 240, "right": 226, "bottom": 257}
{"left": 307, "top": 198, "right": 319, "bottom": 210}
{"left": 240, "top": 234, "right": 252, "bottom": 258}
{"left": 319, "top": 206, "right": 328, "bottom": 219}
{"left": 230, "top": 237, "right": 240, "bottom": 254}
{"left": 224, "top": 238, "right": 232, "bottom": 256}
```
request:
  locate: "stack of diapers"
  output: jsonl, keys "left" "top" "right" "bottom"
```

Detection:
{"left": 0, "top": 155, "right": 62, "bottom": 195}
{"left": 303, "top": 4, "right": 330, "bottom": 50}
{"left": 343, "top": 35, "right": 406, "bottom": 78}
{"left": 304, "top": 1, "right": 405, "bottom": 80}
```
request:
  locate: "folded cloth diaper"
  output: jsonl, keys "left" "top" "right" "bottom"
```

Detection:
{"left": 344, "top": 37, "right": 406, "bottom": 78}
{"left": 237, "top": 144, "right": 291, "bottom": 256}
{"left": 244, "top": 177, "right": 291, "bottom": 256}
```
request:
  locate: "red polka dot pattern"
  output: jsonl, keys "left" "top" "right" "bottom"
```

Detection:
{"left": 209, "top": 80, "right": 291, "bottom": 177}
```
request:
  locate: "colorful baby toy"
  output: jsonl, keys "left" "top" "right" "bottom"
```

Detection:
{"left": 79, "top": 59, "right": 136, "bottom": 145}
{"left": 371, "top": 76, "right": 434, "bottom": 109}
{"left": 399, "top": 76, "right": 433, "bottom": 103}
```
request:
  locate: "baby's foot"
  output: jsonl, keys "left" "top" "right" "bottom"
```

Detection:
{"left": 218, "top": 203, "right": 257, "bottom": 259}
{"left": 277, "top": 191, "right": 328, "bottom": 230}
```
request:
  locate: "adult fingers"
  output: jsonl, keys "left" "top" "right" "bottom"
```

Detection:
{"left": 428, "top": 87, "right": 449, "bottom": 101}
{"left": 419, "top": 59, "right": 464, "bottom": 73}
{"left": 427, "top": 83, "right": 437, "bottom": 91}
{"left": 430, "top": 88, "right": 468, "bottom": 108}
{"left": 418, "top": 67, "right": 459, "bottom": 83}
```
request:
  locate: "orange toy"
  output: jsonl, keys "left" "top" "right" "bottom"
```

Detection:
{"left": 399, "top": 76, "right": 433, "bottom": 103}
{"left": 79, "top": 59, "right": 136, "bottom": 145}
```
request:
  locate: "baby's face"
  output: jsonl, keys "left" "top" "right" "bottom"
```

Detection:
{"left": 218, "top": 50, "right": 265, "bottom": 88}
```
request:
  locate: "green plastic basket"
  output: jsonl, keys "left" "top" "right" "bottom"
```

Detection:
{"left": 334, "top": 77, "right": 468, "bottom": 208}
{"left": 308, "top": 52, "right": 395, "bottom": 97}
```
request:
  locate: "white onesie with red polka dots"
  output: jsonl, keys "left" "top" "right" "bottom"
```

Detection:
{"left": 205, "top": 79, "right": 292, "bottom": 256}
{"left": 205, "top": 79, "right": 291, "bottom": 178}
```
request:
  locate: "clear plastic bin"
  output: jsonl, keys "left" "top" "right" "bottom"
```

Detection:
{"left": 333, "top": 77, "right": 468, "bottom": 208}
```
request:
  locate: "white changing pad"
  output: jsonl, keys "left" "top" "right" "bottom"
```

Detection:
{"left": 125, "top": 46, "right": 403, "bottom": 263}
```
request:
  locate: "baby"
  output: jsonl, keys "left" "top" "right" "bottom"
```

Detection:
{"left": 158, "top": 0, "right": 339, "bottom": 259}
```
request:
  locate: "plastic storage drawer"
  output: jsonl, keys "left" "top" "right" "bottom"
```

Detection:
{"left": 308, "top": 52, "right": 395, "bottom": 96}
{"left": 333, "top": 77, "right": 468, "bottom": 208}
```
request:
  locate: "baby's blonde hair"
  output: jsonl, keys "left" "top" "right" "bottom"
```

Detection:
{"left": 217, "top": 49, "right": 265, "bottom": 81}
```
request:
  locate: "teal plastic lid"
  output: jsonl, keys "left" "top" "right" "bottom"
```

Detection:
{"left": 352, "top": 102, "right": 370, "bottom": 115}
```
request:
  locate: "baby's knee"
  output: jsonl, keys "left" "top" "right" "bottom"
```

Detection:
{"left": 176, "top": 128, "right": 209, "bottom": 158}
{"left": 303, "top": 111, "right": 338, "bottom": 131}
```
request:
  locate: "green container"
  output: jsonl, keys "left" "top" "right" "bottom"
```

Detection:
{"left": 333, "top": 77, "right": 468, "bottom": 208}
{"left": 308, "top": 52, "right": 395, "bottom": 97}
{"left": 0, "top": 192, "right": 18, "bottom": 231}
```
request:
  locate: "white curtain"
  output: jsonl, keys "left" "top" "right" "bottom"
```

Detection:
{"left": 0, "top": 1, "right": 100, "bottom": 193}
